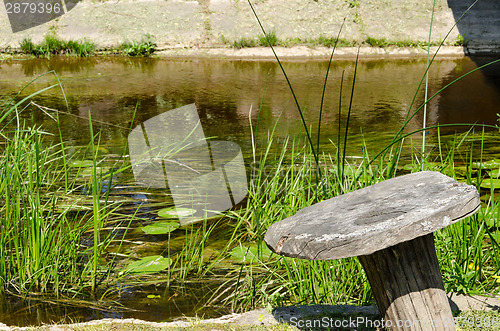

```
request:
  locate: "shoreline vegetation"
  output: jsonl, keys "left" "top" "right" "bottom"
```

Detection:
{"left": 0, "top": 32, "right": 469, "bottom": 60}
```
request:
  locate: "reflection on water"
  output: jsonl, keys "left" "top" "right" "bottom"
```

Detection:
{"left": 1, "top": 56, "right": 499, "bottom": 155}
{"left": 0, "top": 56, "right": 500, "bottom": 326}
{"left": 0, "top": 281, "right": 227, "bottom": 326}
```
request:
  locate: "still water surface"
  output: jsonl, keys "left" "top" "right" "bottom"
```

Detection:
{"left": 0, "top": 56, "right": 499, "bottom": 326}
{"left": 1, "top": 56, "right": 499, "bottom": 155}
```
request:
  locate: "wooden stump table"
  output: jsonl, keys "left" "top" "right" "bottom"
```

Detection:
{"left": 264, "top": 171, "right": 480, "bottom": 330}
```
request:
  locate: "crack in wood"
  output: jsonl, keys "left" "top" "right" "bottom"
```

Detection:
{"left": 275, "top": 235, "right": 289, "bottom": 254}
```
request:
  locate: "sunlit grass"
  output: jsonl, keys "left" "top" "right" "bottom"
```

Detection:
{"left": 118, "top": 34, "right": 156, "bottom": 56}
{"left": 0, "top": 75, "right": 134, "bottom": 301}
{"left": 20, "top": 35, "right": 95, "bottom": 57}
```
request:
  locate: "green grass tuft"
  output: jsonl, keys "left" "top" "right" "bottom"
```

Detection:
{"left": 118, "top": 34, "right": 157, "bottom": 56}
{"left": 19, "top": 35, "right": 95, "bottom": 57}
{"left": 259, "top": 30, "right": 279, "bottom": 46}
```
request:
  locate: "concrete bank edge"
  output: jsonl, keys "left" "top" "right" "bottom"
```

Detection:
{"left": 0, "top": 293, "right": 497, "bottom": 330}
{"left": 0, "top": 45, "right": 467, "bottom": 60}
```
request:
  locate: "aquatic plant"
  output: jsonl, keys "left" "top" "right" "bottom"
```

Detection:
{"left": 212, "top": 126, "right": 500, "bottom": 310}
{"left": 0, "top": 73, "right": 132, "bottom": 301}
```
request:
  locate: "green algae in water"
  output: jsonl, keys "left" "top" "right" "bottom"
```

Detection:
{"left": 125, "top": 255, "right": 172, "bottom": 274}
{"left": 472, "top": 159, "right": 500, "bottom": 169}
{"left": 480, "top": 179, "right": 500, "bottom": 190}
{"left": 157, "top": 207, "right": 196, "bottom": 219}
{"left": 142, "top": 221, "right": 179, "bottom": 235}
{"left": 68, "top": 160, "right": 94, "bottom": 168}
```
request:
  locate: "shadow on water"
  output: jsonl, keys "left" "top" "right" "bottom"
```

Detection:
{"left": 444, "top": 1, "right": 500, "bottom": 132}
{"left": 435, "top": 56, "right": 500, "bottom": 127}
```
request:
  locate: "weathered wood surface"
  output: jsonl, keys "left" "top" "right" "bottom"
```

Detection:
{"left": 264, "top": 171, "right": 480, "bottom": 260}
{"left": 358, "top": 233, "right": 455, "bottom": 330}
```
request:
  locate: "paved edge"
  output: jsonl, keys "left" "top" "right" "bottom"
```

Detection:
{"left": 152, "top": 45, "right": 467, "bottom": 60}
{"left": 0, "top": 294, "right": 498, "bottom": 330}
{"left": 0, "top": 45, "right": 467, "bottom": 60}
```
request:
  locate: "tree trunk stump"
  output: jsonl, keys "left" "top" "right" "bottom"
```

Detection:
{"left": 264, "top": 171, "right": 481, "bottom": 331}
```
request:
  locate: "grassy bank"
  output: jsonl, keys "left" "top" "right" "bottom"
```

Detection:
{"left": 222, "top": 32, "right": 466, "bottom": 49}
{"left": 11, "top": 30, "right": 464, "bottom": 58}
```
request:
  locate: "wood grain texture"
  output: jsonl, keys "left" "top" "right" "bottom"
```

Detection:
{"left": 264, "top": 171, "right": 480, "bottom": 260}
{"left": 358, "top": 233, "right": 455, "bottom": 330}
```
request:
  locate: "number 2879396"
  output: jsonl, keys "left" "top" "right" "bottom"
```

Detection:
{"left": 5, "top": 2, "right": 62, "bottom": 15}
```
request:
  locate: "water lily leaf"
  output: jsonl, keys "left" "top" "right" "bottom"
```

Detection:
{"left": 484, "top": 209, "right": 500, "bottom": 228}
{"left": 157, "top": 207, "right": 196, "bottom": 219}
{"left": 68, "top": 160, "right": 94, "bottom": 168}
{"left": 480, "top": 179, "right": 500, "bottom": 189}
{"left": 79, "top": 167, "right": 110, "bottom": 176}
{"left": 472, "top": 159, "right": 500, "bottom": 169}
{"left": 142, "top": 222, "right": 179, "bottom": 235}
{"left": 229, "top": 243, "right": 272, "bottom": 264}
{"left": 125, "top": 255, "right": 172, "bottom": 274}
{"left": 488, "top": 168, "right": 500, "bottom": 178}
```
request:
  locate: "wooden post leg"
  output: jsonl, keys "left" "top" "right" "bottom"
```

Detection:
{"left": 358, "top": 233, "right": 455, "bottom": 331}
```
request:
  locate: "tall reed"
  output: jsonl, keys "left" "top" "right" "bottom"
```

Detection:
{"left": 209, "top": 0, "right": 500, "bottom": 314}
{"left": 0, "top": 76, "right": 130, "bottom": 300}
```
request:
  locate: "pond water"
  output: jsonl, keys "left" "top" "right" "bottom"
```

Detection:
{"left": 0, "top": 55, "right": 499, "bottom": 326}
{"left": 1, "top": 56, "right": 499, "bottom": 154}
